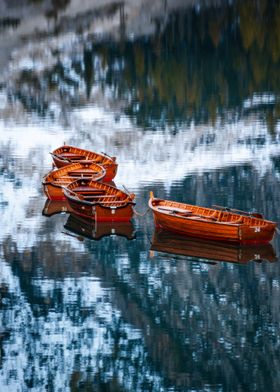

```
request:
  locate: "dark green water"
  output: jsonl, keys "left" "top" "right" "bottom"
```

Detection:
{"left": 1, "top": 0, "right": 280, "bottom": 391}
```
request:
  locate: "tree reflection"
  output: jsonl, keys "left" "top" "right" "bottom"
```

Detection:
{"left": 1, "top": 193, "right": 280, "bottom": 390}
{"left": 45, "top": 0, "right": 71, "bottom": 29}
{"left": 90, "top": 0, "right": 280, "bottom": 130}
{"left": 12, "top": 0, "right": 280, "bottom": 133}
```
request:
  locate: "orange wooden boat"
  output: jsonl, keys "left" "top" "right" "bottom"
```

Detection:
{"left": 63, "top": 178, "right": 135, "bottom": 222}
{"left": 50, "top": 145, "right": 118, "bottom": 181}
{"left": 42, "top": 161, "right": 106, "bottom": 200}
{"left": 150, "top": 229, "right": 277, "bottom": 264}
{"left": 149, "top": 192, "right": 277, "bottom": 244}
{"left": 64, "top": 213, "right": 135, "bottom": 240}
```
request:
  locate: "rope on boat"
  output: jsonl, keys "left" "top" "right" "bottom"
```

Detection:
{"left": 133, "top": 206, "right": 150, "bottom": 217}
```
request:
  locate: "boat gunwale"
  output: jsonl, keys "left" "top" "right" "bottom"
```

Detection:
{"left": 64, "top": 191, "right": 136, "bottom": 208}
{"left": 42, "top": 162, "right": 106, "bottom": 186}
{"left": 51, "top": 145, "right": 116, "bottom": 165}
{"left": 63, "top": 178, "right": 136, "bottom": 209}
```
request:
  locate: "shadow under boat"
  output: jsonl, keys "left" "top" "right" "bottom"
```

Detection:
{"left": 150, "top": 229, "right": 278, "bottom": 264}
{"left": 42, "top": 199, "right": 70, "bottom": 217}
{"left": 63, "top": 212, "right": 136, "bottom": 241}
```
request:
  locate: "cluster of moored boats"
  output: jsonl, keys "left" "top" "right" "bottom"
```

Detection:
{"left": 43, "top": 145, "right": 135, "bottom": 222}
{"left": 43, "top": 145, "right": 277, "bottom": 245}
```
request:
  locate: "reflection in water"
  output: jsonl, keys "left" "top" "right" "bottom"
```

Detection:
{"left": 2, "top": 219, "right": 280, "bottom": 390}
{"left": 42, "top": 198, "right": 70, "bottom": 216}
{"left": 1, "top": 0, "right": 280, "bottom": 391}
{"left": 45, "top": 0, "right": 71, "bottom": 24}
{"left": 91, "top": 0, "right": 280, "bottom": 131}
{"left": 8, "top": 0, "right": 280, "bottom": 131}
{"left": 150, "top": 229, "right": 278, "bottom": 264}
{"left": 0, "top": 261, "right": 162, "bottom": 391}
{"left": 63, "top": 212, "right": 136, "bottom": 240}
{"left": 0, "top": 17, "right": 20, "bottom": 30}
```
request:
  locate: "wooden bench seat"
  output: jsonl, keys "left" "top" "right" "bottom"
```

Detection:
{"left": 68, "top": 170, "right": 99, "bottom": 177}
{"left": 82, "top": 195, "right": 118, "bottom": 200}
{"left": 74, "top": 187, "right": 106, "bottom": 193}
{"left": 157, "top": 206, "right": 220, "bottom": 221}
{"left": 158, "top": 206, "right": 193, "bottom": 214}
{"left": 61, "top": 153, "right": 86, "bottom": 159}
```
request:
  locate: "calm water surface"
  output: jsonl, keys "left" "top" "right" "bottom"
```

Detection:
{"left": 1, "top": 0, "right": 280, "bottom": 391}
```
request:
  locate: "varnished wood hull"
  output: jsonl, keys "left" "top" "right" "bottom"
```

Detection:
{"left": 42, "top": 162, "right": 106, "bottom": 200}
{"left": 64, "top": 213, "right": 135, "bottom": 240}
{"left": 51, "top": 145, "right": 118, "bottom": 181}
{"left": 149, "top": 195, "right": 277, "bottom": 244}
{"left": 64, "top": 179, "right": 135, "bottom": 222}
{"left": 151, "top": 229, "right": 277, "bottom": 264}
{"left": 43, "top": 182, "right": 63, "bottom": 200}
{"left": 66, "top": 198, "right": 134, "bottom": 222}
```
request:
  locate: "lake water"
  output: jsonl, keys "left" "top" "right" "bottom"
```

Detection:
{"left": 1, "top": 0, "right": 280, "bottom": 391}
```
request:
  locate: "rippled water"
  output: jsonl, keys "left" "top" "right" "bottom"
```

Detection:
{"left": 1, "top": 0, "right": 280, "bottom": 391}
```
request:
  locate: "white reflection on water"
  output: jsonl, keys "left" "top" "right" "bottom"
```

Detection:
{"left": 0, "top": 99, "right": 280, "bottom": 246}
{"left": 66, "top": 105, "right": 280, "bottom": 188}
{"left": 0, "top": 106, "right": 279, "bottom": 391}
{"left": 0, "top": 1, "right": 279, "bottom": 390}
{"left": 0, "top": 260, "right": 164, "bottom": 392}
{"left": 243, "top": 93, "right": 276, "bottom": 109}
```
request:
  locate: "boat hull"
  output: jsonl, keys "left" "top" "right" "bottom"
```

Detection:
{"left": 149, "top": 196, "right": 277, "bottom": 244}
{"left": 63, "top": 179, "right": 135, "bottom": 222}
{"left": 43, "top": 182, "right": 67, "bottom": 201}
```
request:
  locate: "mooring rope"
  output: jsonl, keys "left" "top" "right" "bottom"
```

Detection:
{"left": 133, "top": 206, "right": 150, "bottom": 217}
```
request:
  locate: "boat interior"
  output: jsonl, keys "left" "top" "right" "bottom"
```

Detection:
{"left": 66, "top": 186, "right": 130, "bottom": 205}
{"left": 153, "top": 200, "right": 269, "bottom": 226}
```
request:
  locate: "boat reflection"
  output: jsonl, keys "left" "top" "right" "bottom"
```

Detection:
{"left": 150, "top": 229, "right": 277, "bottom": 264}
{"left": 42, "top": 199, "right": 70, "bottom": 217}
{"left": 63, "top": 212, "right": 136, "bottom": 241}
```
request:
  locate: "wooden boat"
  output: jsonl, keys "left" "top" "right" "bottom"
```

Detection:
{"left": 63, "top": 178, "right": 135, "bottom": 222}
{"left": 42, "top": 161, "right": 106, "bottom": 200}
{"left": 64, "top": 213, "right": 136, "bottom": 240}
{"left": 150, "top": 229, "right": 277, "bottom": 264}
{"left": 42, "top": 199, "right": 70, "bottom": 217}
{"left": 50, "top": 145, "right": 118, "bottom": 181}
{"left": 149, "top": 192, "right": 277, "bottom": 244}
